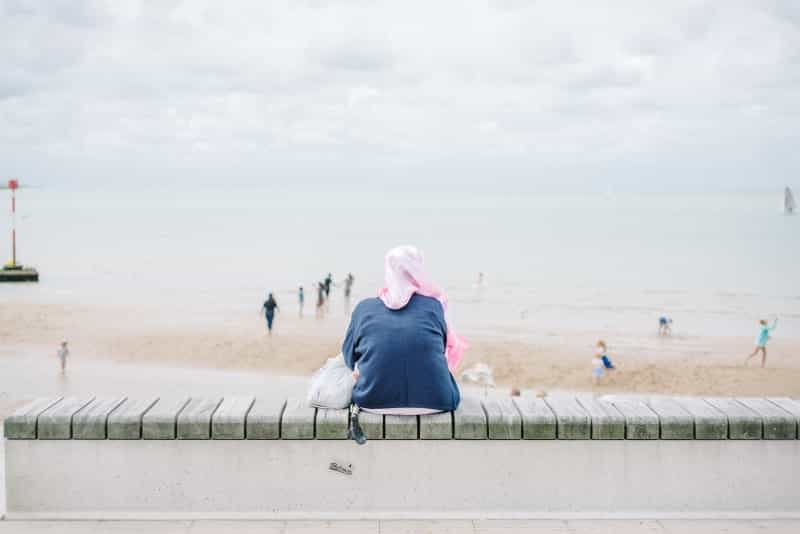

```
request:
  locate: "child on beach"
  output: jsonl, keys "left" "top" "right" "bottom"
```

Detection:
{"left": 591, "top": 351, "right": 604, "bottom": 385}
{"left": 596, "top": 340, "right": 616, "bottom": 370}
{"left": 745, "top": 318, "right": 778, "bottom": 368}
{"left": 298, "top": 286, "right": 305, "bottom": 318}
{"left": 57, "top": 341, "right": 69, "bottom": 374}
{"left": 658, "top": 316, "right": 673, "bottom": 336}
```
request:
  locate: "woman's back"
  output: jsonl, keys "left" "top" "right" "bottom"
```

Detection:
{"left": 342, "top": 294, "right": 461, "bottom": 412}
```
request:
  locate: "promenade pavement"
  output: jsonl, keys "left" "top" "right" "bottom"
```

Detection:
{"left": 1, "top": 518, "right": 799, "bottom": 533}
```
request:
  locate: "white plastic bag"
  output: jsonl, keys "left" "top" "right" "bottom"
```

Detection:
{"left": 306, "top": 353, "right": 355, "bottom": 409}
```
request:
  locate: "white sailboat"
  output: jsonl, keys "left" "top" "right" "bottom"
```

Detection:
{"left": 786, "top": 187, "right": 797, "bottom": 215}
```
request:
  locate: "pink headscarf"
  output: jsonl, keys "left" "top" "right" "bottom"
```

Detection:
{"left": 377, "top": 245, "right": 468, "bottom": 372}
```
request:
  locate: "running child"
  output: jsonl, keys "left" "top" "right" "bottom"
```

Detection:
{"left": 745, "top": 318, "right": 778, "bottom": 368}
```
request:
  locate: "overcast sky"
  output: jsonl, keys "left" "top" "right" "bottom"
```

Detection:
{"left": 1, "top": 0, "right": 799, "bottom": 192}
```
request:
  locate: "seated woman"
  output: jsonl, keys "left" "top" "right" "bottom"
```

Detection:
{"left": 343, "top": 245, "right": 467, "bottom": 432}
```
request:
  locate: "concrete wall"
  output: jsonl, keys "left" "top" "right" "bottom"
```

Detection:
{"left": 6, "top": 439, "right": 800, "bottom": 519}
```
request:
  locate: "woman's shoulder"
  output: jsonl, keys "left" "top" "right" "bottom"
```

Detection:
{"left": 352, "top": 297, "right": 383, "bottom": 315}
{"left": 410, "top": 294, "right": 445, "bottom": 311}
{"left": 409, "top": 295, "right": 447, "bottom": 326}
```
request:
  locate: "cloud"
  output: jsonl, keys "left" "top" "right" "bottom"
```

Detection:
{"left": 347, "top": 85, "right": 380, "bottom": 107}
{"left": 314, "top": 39, "right": 394, "bottom": 72}
{"left": 566, "top": 63, "right": 646, "bottom": 91}
{"left": 0, "top": 0, "right": 798, "bottom": 191}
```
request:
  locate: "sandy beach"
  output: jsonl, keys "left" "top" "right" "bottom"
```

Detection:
{"left": 3, "top": 299, "right": 798, "bottom": 399}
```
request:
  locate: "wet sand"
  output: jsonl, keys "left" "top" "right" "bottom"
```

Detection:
{"left": 2, "top": 300, "right": 799, "bottom": 399}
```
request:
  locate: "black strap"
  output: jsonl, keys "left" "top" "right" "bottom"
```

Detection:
{"left": 348, "top": 405, "right": 367, "bottom": 445}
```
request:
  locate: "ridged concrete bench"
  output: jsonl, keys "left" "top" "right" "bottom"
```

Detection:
{"left": 4, "top": 394, "right": 800, "bottom": 519}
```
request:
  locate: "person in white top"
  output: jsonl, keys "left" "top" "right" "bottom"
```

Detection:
{"left": 592, "top": 340, "right": 612, "bottom": 385}
{"left": 57, "top": 341, "right": 69, "bottom": 374}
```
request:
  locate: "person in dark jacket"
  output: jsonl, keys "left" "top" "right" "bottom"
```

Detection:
{"left": 261, "top": 293, "right": 279, "bottom": 335}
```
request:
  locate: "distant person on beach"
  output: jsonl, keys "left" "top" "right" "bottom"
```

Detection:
{"left": 316, "top": 282, "right": 326, "bottom": 318}
{"left": 57, "top": 341, "right": 69, "bottom": 374}
{"left": 591, "top": 350, "right": 604, "bottom": 385}
{"left": 298, "top": 286, "right": 305, "bottom": 318}
{"left": 261, "top": 293, "right": 279, "bottom": 335}
{"left": 343, "top": 272, "right": 355, "bottom": 299}
{"left": 324, "top": 273, "right": 333, "bottom": 299}
{"left": 658, "top": 316, "right": 673, "bottom": 336}
{"left": 745, "top": 318, "right": 778, "bottom": 368}
{"left": 472, "top": 272, "right": 488, "bottom": 303}
{"left": 596, "top": 340, "right": 616, "bottom": 370}
{"left": 342, "top": 272, "right": 355, "bottom": 313}
{"left": 343, "top": 245, "right": 466, "bottom": 444}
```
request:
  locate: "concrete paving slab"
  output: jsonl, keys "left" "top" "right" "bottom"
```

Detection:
{"left": 379, "top": 519, "right": 473, "bottom": 534}
{"left": 566, "top": 519, "right": 666, "bottom": 533}
{"left": 284, "top": 520, "right": 377, "bottom": 533}
{"left": 659, "top": 519, "right": 764, "bottom": 533}
{"left": 188, "top": 520, "right": 285, "bottom": 533}
{"left": 473, "top": 519, "right": 570, "bottom": 532}
{"left": 92, "top": 520, "right": 192, "bottom": 533}
{"left": 749, "top": 518, "right": 800, "bottom": 533}
{"left": 0, "top": 520, "right": 103, "bottom": 532}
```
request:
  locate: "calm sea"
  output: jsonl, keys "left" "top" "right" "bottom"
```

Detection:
{"left": 2, "top": 187, "right": 798, "bottom": 339}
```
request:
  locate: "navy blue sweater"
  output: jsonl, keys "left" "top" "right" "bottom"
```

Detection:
{"left": 342, "top": 295, "right": 461, "bottom": 411}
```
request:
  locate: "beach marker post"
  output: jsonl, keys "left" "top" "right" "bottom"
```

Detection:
{"left": 9, "top": 178, "right": 18, "bottom": 267}
{"left": 1, "top": 178, "right": 38, "bottom": 282}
